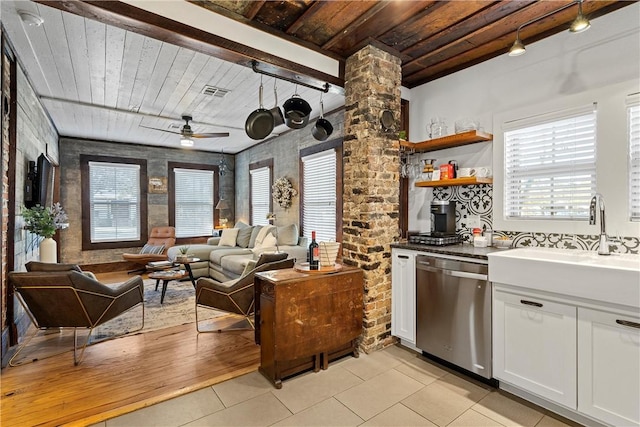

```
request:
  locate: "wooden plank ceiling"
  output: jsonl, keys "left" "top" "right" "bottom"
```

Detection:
{"left": 194, "top": 0, "right": 630, "bottom": 88}
{"left": 1, "top": 0, "right": 633, "bottom": 153}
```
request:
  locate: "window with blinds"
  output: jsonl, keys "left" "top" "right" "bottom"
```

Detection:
{"left": 302, "top": 149, "right": 336, "bottom": 241}
{"left": 251, "top": 166, "right": 271, "bottom": 226}
{"left": 628, "top": 94, "right": 640, "bottom": 221}
{"left": 89, "top": 162, "right": 140, "bottom": 242}
{"left": 174, "top": 168, "right": 214, "bottom": 238}
{"left": 503, "top": 104, "right": 597, "bottom": 220}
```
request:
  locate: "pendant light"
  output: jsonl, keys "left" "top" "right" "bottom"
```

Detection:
{"left": 570, "top": 0, "right": 591, "bottom": 33}
{"left": 507, "top": 0, "right": 591, "bottom": 57}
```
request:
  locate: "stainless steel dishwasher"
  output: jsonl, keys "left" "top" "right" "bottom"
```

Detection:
{"left": 415, "top": 254, "right": 492, "bottom": 379}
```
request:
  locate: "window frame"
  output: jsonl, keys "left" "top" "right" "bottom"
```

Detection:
{"left": 299, "top": 138, "right": 343, "bottom": 242}
{"left": 502, "top": 103, "right": 597, "bottom": 221}
{"left": 492, "top": 81, "right": 640, "bottom": 237}
{"left": 80, "top": 155, "right": 148, "bottom": 251}
{"left": 168, "top": 162, "right": 219, "bottom": 242}
{"left": 249, "top": 158, "right": 273, "bottom": 227}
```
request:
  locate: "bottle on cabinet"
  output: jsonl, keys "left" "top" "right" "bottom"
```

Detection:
{"left": 308, "top": 231, "right": 319, "bottom": 270}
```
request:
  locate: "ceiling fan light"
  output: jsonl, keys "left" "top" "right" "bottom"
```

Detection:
{"left": 180, "top": 136, "right": 194, "bottom": 147}
{"left": 508, "top": 37, "right": 526, "bottom": 57}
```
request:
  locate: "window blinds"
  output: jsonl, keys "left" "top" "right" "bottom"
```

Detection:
{"left": 251, "top": 167, "right": 270, "bottom": 226}
{"left": 89, "top": 162, "right": 140, "bottom": 242}
{"left": 628, "top": 94, "right": 640, "bottom": 221}
{"left": 503, "top": 104, "right": 597, "bottom": 220}
{"left": 174, "top": 168, "right": 214, "bottom": 238}
{"left": 302, "top": 149, "right": 337, "bottom": 241}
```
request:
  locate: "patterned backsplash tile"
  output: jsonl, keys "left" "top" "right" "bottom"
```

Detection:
{"left": 432, "top": 184, "right": 639, "bottom": 254}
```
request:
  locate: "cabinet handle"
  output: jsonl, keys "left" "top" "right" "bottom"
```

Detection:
{"left": 616, "top": 319, "right": 640, "bottom": 329}
{"left": 520, "top": 299, "right": 543, "bottom": 308}
{"left": 398, "top": 255, "right": 409, "bottom": 259}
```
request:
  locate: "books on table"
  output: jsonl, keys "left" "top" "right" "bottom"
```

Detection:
{"left": 148, "top": 261, "right": 172, "bottom": 267}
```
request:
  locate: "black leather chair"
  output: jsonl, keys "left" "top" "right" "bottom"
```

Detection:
{"left": 195, "top": 253, "right": 293, "bottom": 332}
{"left": 9, "top": 263, "right": 144, "bottom": 365}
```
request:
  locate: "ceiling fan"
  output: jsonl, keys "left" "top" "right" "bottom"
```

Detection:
{"left": 141, "top": 115, "right": 229, "bottom": 146}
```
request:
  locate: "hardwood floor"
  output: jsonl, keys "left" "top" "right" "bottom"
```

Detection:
{"left": 0, "top": 271, "right": 260, "bottom": 427}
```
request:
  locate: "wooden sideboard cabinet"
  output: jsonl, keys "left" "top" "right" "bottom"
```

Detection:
{"left": 254, "top": 266, "right": 363, "bottom": 388}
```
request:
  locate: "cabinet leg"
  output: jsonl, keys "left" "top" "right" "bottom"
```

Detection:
{"left": 313, "top": 355, "right": 321, "bottom": 372}
{"left": 322, "top": 352, "right": 328, "bottom": 370}
{"left": 274, "top": 379, "right": 282, "bottom": 389}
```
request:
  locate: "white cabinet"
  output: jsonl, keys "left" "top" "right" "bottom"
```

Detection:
{"left": 493, "top": 288, "right": 577, "bottom": 409}
{"left": 578, "top": 307, "right": 640, "bottom": 426}
{"left": 391, "top": 249, "right": 416, "bottom": 344}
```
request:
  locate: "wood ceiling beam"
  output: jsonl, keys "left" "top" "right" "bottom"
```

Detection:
{"left": 400, "top": 0, "right": 536, "bottom": 63}
{"left": 286, "top": 1, "right": 326, "bottom": 36}
{"left": 321, "top": 2, "right": 391, "bottom": 51}
{"left": 36, "top": 0, "right": 345, "bottom": 94}
{"left": 403, "top": 0, "right": 630, "bottom": 88}
{"left": 244, "top": 0, "right": 266, "bottom": 20}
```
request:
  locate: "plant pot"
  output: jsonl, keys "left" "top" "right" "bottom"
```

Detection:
{"left": 40, "top": 237, "right": 57, "bottom": 263}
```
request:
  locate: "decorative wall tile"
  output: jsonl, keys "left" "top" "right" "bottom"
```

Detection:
{"left": 433, "top": 184, "right": 639, "bottom": 254}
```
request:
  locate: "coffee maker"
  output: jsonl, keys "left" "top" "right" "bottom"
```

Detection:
{"left": 430, "top": 200, "right": 456, "bottom": 236}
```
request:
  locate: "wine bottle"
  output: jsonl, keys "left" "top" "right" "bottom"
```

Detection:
{"left": 308, "top": 231, "right": 319, "bottom": 270}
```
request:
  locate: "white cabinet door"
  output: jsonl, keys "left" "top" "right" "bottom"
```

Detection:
{"left": 578, "top": 307, "right": 640, "bottom": 427}
{"left": 391, "top": 249, "right": 416, "bottom": 344}
{"left": 493, "top": 289, "right": 577, "bottom": 409}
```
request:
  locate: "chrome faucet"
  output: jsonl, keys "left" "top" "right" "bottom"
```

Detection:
{"left": 589, "top": 193, "right": 610, "bottom": 256}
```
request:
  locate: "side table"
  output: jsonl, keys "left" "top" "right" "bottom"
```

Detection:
{"left": 254, "top": 266, "right": 363, "bottom": 388}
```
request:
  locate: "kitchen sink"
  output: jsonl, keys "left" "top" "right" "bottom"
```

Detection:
{"left": 488, "top": 247, "right": 640, "bottom": 308}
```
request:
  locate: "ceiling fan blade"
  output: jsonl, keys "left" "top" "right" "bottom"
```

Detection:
{"left": 192, "top": 132, "right": 230, "bottom": 138}
{"left": 140, "top": 124, "right": 181, "bottom": 135}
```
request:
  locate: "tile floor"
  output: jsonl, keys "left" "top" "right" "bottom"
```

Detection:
{"left": 93, "top": 345, "right": 577, "bottom": 427}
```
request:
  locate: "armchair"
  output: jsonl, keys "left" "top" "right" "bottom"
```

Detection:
{"left": 122, "top": 226, "right": 176, "bottom": 273}
{"left": 195, "top": 252, "right": 294, "bottom": 333}
{"left": 8, "top": 266, "right": 144, "bottom": 366}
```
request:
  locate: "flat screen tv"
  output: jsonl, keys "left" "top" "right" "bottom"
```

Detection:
{"left": 34, "top": 153, "right": 52, "bottom": 207}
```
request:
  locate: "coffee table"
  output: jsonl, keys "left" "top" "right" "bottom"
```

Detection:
{"left": 148, "top": 270, "right": 188, "bottom": 304}
{"left": 175, "top": 257, "right": 200, "bottom": 287}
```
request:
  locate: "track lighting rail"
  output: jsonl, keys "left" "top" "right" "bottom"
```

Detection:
{"left": 509, "top": 0, "right": 590, "bottom": 57}
{"left": 251, "top": 60, "right": 329, "bottom": 93}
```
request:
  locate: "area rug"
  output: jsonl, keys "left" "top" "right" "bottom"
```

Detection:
{"left": 10, "top": 278, "right": 226, "bottom": 365}
{"left": 89, "top": 278, "right": 224, "bottom": 341}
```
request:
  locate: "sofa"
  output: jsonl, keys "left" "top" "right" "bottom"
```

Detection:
{"left": 167, "top": 221, "right": 307, "bottom": 282}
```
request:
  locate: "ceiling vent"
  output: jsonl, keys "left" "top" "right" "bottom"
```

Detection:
{"left": 201, "top": 85, "right": 230, "bottom": 98}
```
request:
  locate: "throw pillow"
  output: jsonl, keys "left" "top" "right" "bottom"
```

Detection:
{"left": 261, "top": 233, "right": 278, "bottom": 249}
{"left": 234, "top": 220, "right": 250, "bottom": 229}
{"left": 277, "top": 224, "right": 299, "bottom": 246}
{"left": 248, "top": 225, "right": 263, "bottom": 248}
{"left": 235, "top": 226, "right": 253, "bottom": 248}
{"left": 254, "top": 225, "right": 275, "bottom": 246}
{"left": 218, "top": 228, "right": 239, "bottom": 246}
{"left": 140, "top": 244, "right": 165, "bottom": 255}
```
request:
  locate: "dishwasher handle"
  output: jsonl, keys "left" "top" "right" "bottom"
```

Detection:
{"left": 416, "top": 261, "right": 488, "bottom": 281}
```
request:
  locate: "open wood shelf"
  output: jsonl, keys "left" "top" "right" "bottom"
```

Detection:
{"left": 400, "top": 130, "right": 492, "bottom": 152}
{"left": 415, "top": 177, "right": 493, "bottom": 187}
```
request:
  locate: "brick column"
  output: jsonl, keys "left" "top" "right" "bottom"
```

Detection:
{"left": 343, "top": 45, "right": 401, "bottom": 353}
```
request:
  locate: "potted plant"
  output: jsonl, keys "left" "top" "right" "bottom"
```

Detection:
{"left": 21, "top": 203, "right": 68, "bottom": 263}
{"left": 177, "top": 245, "right": 190, "bottom": 262}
